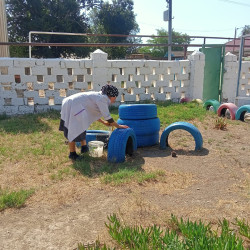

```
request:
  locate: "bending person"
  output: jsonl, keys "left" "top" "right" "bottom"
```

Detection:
{"left": 59, "top": 84, "right": 128, "bottom": 160}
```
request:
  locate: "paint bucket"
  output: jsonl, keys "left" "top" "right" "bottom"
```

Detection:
{"left": 88, "top": 141, "right": 104, "bottom": 157}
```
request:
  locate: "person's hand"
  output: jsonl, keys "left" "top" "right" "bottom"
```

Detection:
{"left": 98, "top": 119, "right": 111, "bottom": 126}
{"left": 104, "top": 121, "right": 112, "bottom": 127}
{"left": 118, "top": 124, "right": 129, "bottom": 129}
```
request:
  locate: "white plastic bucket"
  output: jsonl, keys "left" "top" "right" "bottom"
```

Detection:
{"left": 88, "top": 140, "right": 104, "bottom": 157}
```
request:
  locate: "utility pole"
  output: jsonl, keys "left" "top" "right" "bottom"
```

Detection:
{"left": 164, "top": 0, "right": 172, "bottom": 60}
{"left": 168, "top": 0, "right": 172, "bottom": 60}
{"left": 0, "top": 0, "right": 10, "bottom": 57}
{"left": 233, "top": 27, "right": 244, "bottom": 53}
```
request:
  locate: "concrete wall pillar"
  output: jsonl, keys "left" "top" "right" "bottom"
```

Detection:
{"left": 188, "top": 50, "right": 205, "bottom": 100}
{"left": 222, "top": 52, "right": 238, "bottom": 103}
{"left": 90, "top": 49, "right": 110, "bottom": 91}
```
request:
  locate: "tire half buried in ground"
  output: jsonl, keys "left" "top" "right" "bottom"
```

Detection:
{"left": 108, "top": 128, "right": 137, "bottom": 163}
{"left": 160, "top": 122, "right": 203, "bottom": 151}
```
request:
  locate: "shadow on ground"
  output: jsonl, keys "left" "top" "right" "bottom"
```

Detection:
{"left": 72, "top": 152, "right": 145, "bottom": 177}
{"left": 0, "top": 110, "right": 60, "bottom": 134}
{"left": 138, "top": 144, "right": 209, "bottom": 158}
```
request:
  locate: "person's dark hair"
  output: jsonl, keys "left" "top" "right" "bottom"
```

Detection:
{"left": 101, "top": 84, "right": 119, "bottom": 97}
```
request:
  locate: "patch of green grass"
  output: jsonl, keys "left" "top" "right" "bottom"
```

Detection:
{"left": 136, "top": 170, "right": 165, "bottom": 183}
{"left": 72, "top": 156, "right": 93, "bottom": 177}
{"left": 0, "top": 146, "right": 8, "bottom": 156}
{"left": 101, "top": 169, "right": 165, "bottom": 185}
{"left": 90, "top": 102, "right": 206, "bottom": 129}
{"left": 157, "top": 101, "right": 207, "bottom": 126}
{"left": 72, "top": 155, "right": 145, "bottom": 179}
{"left": 72, "top": 155, "right": 161, "bottom": 185}
{"left": 101, "top": 168, "right": 137, "bottom": 185}
{"left": 0, "top": 113, "right": 8, "bottom": 121}
{"left": 0, "top": 114, "right": 51, "bottom": 134}
{"left": 0, "top": 188, "right": 34, "bottom": 211}
{"left": 78, "top": 214, "right": 248, "bottom": 249}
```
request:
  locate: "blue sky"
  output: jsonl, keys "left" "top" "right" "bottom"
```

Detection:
{"left": 132, "top": 0, "right": 250, "bottom": 47}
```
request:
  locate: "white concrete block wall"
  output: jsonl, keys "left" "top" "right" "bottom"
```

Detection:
{"left": 222, "top": 52, "right": 250, "bottom": 105}
{"left": 1, "top": 49, "right": 205, "bottom": 115}
{"left": 240, "top": 62, "right": 250, "bottom": 95}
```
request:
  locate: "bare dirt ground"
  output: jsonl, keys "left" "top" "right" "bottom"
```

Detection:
{"left": 0, "top": 117, "right": 249, "bottom": 249}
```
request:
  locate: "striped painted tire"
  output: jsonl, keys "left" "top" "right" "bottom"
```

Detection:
{"left": 235, "top": 105, "right": 250, "bottom": 121}
{"left": 203, "top": 99, "right": 220, "bottom": 113}
{"left": 136, "top": 132, "right": 159, "bottom": 147}
{"left": 160, "top": 122, "right": 203, "bottom": 151}
{"left": 119, "top": 104, "right": 157, "bottom": 120}
{"left": 117, "top": 118, "right": 160, "bottom": 136}
{"left": 108, "top": 128, "right": 137, "bottom": 163}
{"left": 217, "top": 103, "right": 238, "bottom": 120}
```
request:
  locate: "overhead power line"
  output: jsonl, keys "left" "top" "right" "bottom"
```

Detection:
{"left": 219, "top": 0, "right": 250, "bottom": 7}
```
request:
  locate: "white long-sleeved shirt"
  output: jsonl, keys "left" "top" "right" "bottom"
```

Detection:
{"left": 61, "top": 91, "right": 112, "bottom": 142}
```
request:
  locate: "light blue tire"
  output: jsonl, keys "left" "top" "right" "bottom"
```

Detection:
{"left": 160, "top": 122, "right": 203, "bottom": 151}
{"left": 235, "top": 105, "right": 250, "bottom": 121}
{"left": 119, "top": 104, "right": 157, "bottom": 120}
{"left": 108, "top": 128, "right": 137, "bottom": 163}
{"left": 117, "top": 118, "right": 160, "bottom": 136}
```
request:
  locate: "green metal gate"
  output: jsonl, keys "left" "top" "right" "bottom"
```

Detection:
{"left": 200, "top": 45, "right": 225, "bottom": 102}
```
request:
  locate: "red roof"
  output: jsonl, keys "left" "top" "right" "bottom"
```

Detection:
{"left": 225, "top": 38, "right": 250, "bottom": 52}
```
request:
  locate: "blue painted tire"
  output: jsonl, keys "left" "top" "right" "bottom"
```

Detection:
{"left": 108, "top": 128, "right": 137, "bottom": 163}
{"left": 160, "top": 122, "right": 203, "bottom": 151}
{"left": 203, "top": 99, "right": 220, "bottom": 113}
{"left": 235, "top": 105, "right": 250, "bottom": 121}
{"left": 117, "top": 118, "right": 160, "bottom": 136}
{"left": 137, "top": 132, "right": 159, "bottom": 147}
{"left": 76, "top": 130, "right": 111, "bottom": 148}
{"left": 119, "top": 104, "right": 157, "bottom": 120}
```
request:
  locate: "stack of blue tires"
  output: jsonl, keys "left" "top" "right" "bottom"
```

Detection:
{"left": 117, "top": 104, "right": 160, "bottom": 147}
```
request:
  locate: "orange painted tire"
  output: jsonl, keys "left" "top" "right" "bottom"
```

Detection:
{"left": 217, "top": 103, "right": 238, "bottom": 120}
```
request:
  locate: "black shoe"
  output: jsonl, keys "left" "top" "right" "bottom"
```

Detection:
{"left": 69, "top": 152, "right": 81, "bottom": 161}
{"left": 81, "top": 145, "right": 89, "bottom": 154}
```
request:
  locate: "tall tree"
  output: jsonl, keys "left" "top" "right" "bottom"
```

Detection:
{"left": 138, "top": 28, "right": 192, "bottom": 58}
{"left": 6, "top": 0, "right": 90, "bottom": 58}
{"left": 241, "top": 25, "right": 250, "bottom": 36}
{"left": 88, "top": 0, "right": 140, "bottom": 59}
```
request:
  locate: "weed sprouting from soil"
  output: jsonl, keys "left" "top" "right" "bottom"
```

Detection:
{"left": 214, "top": 117, "right": 227, "bottom": 130}
{"left": 78, "top": 214, "right": 249, "bottom": 249}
